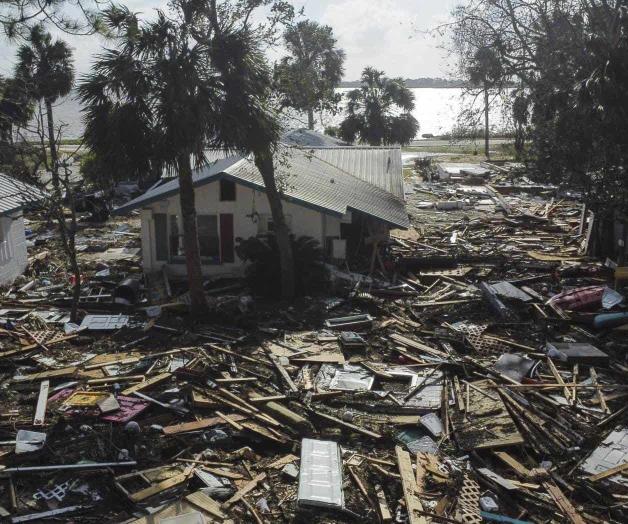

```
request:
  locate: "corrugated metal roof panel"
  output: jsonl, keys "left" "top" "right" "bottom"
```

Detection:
{"left": 0, "top": 173, "right": 48, "bottom": 215}
{"left": 308, "top": 147, "right": 404, "bottom": 199}
{"left": 298, "top": 438, "right": 344, "bottom": 509}
{"left": 226, "top": 149, "right": 410, "bottom": 229}
{"left": 282, "top": 128, "right": 349, "bottom": 147}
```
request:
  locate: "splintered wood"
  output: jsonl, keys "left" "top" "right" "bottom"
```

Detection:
{"left": 451, "top": 380, "right": 524, "bottom": 450}
{"left": 395, "top": 446, "right": 427, "bottom": 524}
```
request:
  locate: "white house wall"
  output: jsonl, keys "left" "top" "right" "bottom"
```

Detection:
{"left": 141, "top": 180, "right": 344, "bottom": 277}
{"left": 0, "top": 212, "right": 28, "bottom": 286}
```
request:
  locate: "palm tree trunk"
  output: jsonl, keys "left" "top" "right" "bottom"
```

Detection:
{"left": 307, "top": 109, "right": 315, "bottom": 130}
{"left": 484, "top": 85, "right": 490, "bottom": 159}
{"left": 45, "top": 98, "right": 81, "bottom": 322}
{"left": 253, "top": 150, "right": 295, "bottom": 300}
{"left": 177, "top": 153, "right": 208, "bottom": 312}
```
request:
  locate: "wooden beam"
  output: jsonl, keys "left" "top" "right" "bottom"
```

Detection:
{"left": 311, "top": 410, "right": 382, "bottom": 439}
{"left": 390, "top": 334, "right": 448, "bottom": 359}
{"left": 121, "top": 372, "right": 171, "bottom": 396}
{"left": 543, "top": 480, "right": 586, "bottom": 524}
{"left": 185, "top": 490, "right": 226, "bottom": 520}
{"left": 268, "top": 353, "right": 298, "bottom": 392}
{"left": 162, "top": 415, "right": 247, "bottom": 436}
{"left": 546, "top": 358, "right": 572, "bottom": 405}
{"left": 395, "top": 446, "right": 427, "bottom": 524}
{"left": 222, "top": 472, "right": 266, "bottom": 509}
{"left": 588, "top": 462, "right": 628, "bottom": 482}
{"left": 493, "top": 452, "right": 532, "bottom": 479}
{"left": 374, "top": 484, "right": 393, "bottom": 523}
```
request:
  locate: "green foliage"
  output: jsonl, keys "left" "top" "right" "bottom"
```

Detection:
{"left": 236, "top": 235, "right": 329, "bottom": 298}
{"left": 452, "top": 1, "right": 628, "bottom": 218}
{"left": 339, "top": 67, "right": 419, "bottom": 146}
{"left": 467, "top": 46, "right": 503, "bottom": 89}
{"left": 14, "top": 24, "right": 74, "bottom": 104}
{"left": 275, "top": 20, "right": 345, "bottom": 128}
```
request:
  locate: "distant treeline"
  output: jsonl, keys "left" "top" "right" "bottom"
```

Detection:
{"left": 339, "top": 77, "right": 467, "bottom": 88}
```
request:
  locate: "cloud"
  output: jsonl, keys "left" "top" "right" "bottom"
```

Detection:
{"left": 319, "top": 0, "right": 452, "bottom": 80}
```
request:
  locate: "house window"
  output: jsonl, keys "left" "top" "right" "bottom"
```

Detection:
{"left": 154, "top": 214, "right": 168, "bottom": 262}
{"left": 198, "top": 215, "right": 220, "bottom": 260}
{"left": 220, "top": 179, "right": 236, "bottom": 201}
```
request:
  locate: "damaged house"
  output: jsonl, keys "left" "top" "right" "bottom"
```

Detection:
{"left": 114, "top": 131, "right": 410, "bottom": 277}
{"left": 0, "top": 173, "right": 47, "bottom": 286}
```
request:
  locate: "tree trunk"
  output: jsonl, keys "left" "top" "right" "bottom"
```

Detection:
{"left": 253, "top": 149, "right": 295, "bottom": 300}
{"left": 45, "top": 99, "right": 81, "bottom": 322}
{"left": 307, "top": 109, "right": 315, "bottom": 131}
{"left": 484, "top": 86, "right": 490, "bottom": 159}
{"left": 177, "top": 153, "right": 208, "bottom": 312}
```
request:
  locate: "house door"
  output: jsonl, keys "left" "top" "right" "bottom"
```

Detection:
{"left": 220, "top": 214, "right": 235, "bottom": 263}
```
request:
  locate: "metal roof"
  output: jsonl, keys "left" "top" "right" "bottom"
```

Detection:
{"left": 282, "top": 128, "right": 349, "bottom": 148}
{"left": 0, "top": 173, "right": 48, "bottom": 215}
{"left": 114, "top": 148, "right": 409, "bottom": 229}
{"left": 305, "top": 147, "right": 404, "bottom": 199}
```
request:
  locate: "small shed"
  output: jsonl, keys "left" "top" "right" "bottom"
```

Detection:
{"left": 0, "top": 173, "right": 47, "bottom": 286}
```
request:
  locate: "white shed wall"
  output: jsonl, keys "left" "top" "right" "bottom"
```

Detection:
{"left": 141, "top": 180, "right": 344, "bottom": 277}
{"left": 0, "top": 212, "right": 28, "bottom": 286}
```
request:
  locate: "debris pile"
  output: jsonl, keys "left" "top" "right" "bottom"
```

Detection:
{"left": 1, "top": 163, "right": 627, "bottom": 523}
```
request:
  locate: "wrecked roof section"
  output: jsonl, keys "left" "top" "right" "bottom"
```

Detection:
{"left": 0, "top": 172, "right": 48, "bottom": 215}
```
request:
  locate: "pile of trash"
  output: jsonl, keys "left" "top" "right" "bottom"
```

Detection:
{"left": 0, "top": 162, "right": 627, "bottom": 523}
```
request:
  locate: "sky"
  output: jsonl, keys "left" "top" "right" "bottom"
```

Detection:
{"left": 0, "top": 0, "right": 459, "bottom": 80}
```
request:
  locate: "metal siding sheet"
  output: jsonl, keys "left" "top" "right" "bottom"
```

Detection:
{"left": 298, "top": 438, "right": 344, "bottom": 509}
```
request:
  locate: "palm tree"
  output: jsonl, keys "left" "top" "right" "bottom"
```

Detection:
{"left": 14, "top": 25, "right": 82, "bottom": 321}
{"left": 339, "top": 67, "right": 419, "bottom": 146}
{"left": 0, "top": 76, "right": 33, "bottom": 146}
{"left": 275, "top": 20, "right": 345, "bottom": 130}
{"left": 467, "top": 46, "right": 504, "bottom": 159}
{"left": 80, "top": 6, "right": 215, "bottom": 311}
{"left": 81, "top": 1, "right": 297, "bottom": 305}
{"left": 205, "top": 3, "right": 296, "bottom": 300}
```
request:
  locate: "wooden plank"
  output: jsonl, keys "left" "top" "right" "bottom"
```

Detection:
{"left": 185, "top": 490, "right": 226, "bottom": 520}
{"left": 416, "top": 453, "right": 427, "bottom": 489}
{"left": 129, "top": 472, "right": 189, "bottom": 502}
{"left": 587, "top": 462, "right": 628, "bottom": 482}
{"left": 176, "top": 460, "right": 243, "bottom": 480}
{"left": 546, "top": 357, "right": 571, "bottom": 405}
{"left": 268, "top": 353, "right": 298, "bottom": 392}
{"left": 390, "top": 334, "right": 448, "bottom": 359}
{"left": 543, "top": 480, "right": 586, "bottom": 524}
{"left": 395, "top": 446, "right": 427, "bottom": 524}
{"left": 162, "top": 415, "right": 247, "bottom": 436}
{"left": 374, "top": 483, "right": 393, "bottom": 523}
{"left": 33, "top": 380, "right": 49, "bottom": 426}
{"left": 121, "top": 372, "right": 171, "bottom": 396}
{"left": 12, "top": 366, "right": 77, "bottom": 383}
{"left": 215, "top": 377, "right": 257, "bottom": 384}
{"left": 312, "top": 409, "right": 382, "bottom": 439}
{"left": 493, "top": 452, "right": 531, "bottom": 479}
{"left": 222, "top": 472, "right": 266, "bottom": 509}
{"left": 216, "top": 411, "right": 245, "bottom": 431}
